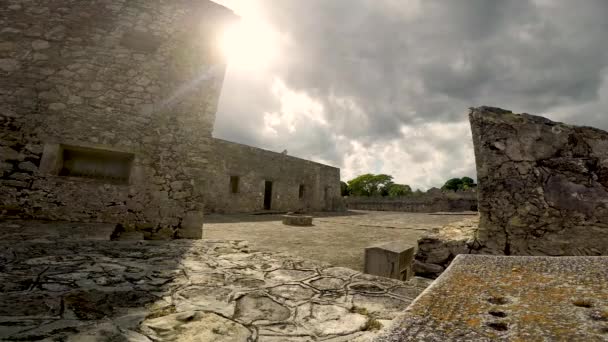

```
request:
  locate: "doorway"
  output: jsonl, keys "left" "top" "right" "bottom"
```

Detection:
{"left": 264, "top": 181, "right": 273, "bottom": 210}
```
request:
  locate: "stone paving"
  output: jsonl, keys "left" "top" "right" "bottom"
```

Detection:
{"left": 0, "top": 220, "right": 432, "bottom": 341}
{"left": 205, "top": 210, "right": 477, "bottom": 271}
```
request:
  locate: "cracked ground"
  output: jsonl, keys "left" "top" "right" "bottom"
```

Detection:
{"left": 0, "top": 215, "right": 444, "bottom": 341}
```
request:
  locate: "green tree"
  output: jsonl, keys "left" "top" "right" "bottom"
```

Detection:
{"left": 460, "top": 176, "right": 476, "bottom": 190}
{"left": 442, "top": 177, "right": 477, "bottom": 191}
{"left": 387, "top": 184, "right": 413, "bottom": 197}
{"left": 347, "top": 174, "right": 394, "bottom": 196}
{"left": 442, "top": 178, "right": 463, "bottom": 191}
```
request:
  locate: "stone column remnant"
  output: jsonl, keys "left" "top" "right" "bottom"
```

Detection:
{"left": 470, "top": 106, "right": 608, "bottom": 256}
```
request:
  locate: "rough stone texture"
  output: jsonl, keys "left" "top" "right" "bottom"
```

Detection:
{"left": 415, "top": 107, "right": 608, "bottom": 279}
{"left": 0, "top": 0, "right": 235, "bottom": 238}
{"left": 0, "top": 220, "right": 433, "bottom": 341}
{"left": 282, "top": 214, "right": 314, "bottom": 226}
{"left": 414, "top": 217, "right": 480, "bottom": 278}
{"left": 345, "top": 189, "right": 477, "bottom": 213}
{"left": 0, "top": 0, "right": 344, "bottom": 236}
{"left": 205, "top": 139, "right": 344, "bottom": 213}
{"left": 470, "top": 106, "right": 608, "bottom": 256}
{"left": 375, "top": 255, "right": 608, "bottom": 341}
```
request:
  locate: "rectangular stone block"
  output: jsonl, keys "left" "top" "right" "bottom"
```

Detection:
{"left": 364, "top": 242, "right": 415, "bottom": 281}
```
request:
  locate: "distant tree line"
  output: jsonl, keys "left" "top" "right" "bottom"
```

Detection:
{"left": 440, "top": 177, "right": 476, "bottom": 191}
{"left": 341, "top": 174, "right": 476, "bottom": 197}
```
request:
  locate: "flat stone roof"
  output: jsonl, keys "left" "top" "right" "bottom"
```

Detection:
{"left": 375, "top": 254, "right": 608, "bottom": 341}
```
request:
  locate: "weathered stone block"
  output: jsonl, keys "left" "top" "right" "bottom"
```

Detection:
{"left": 470, "top": 107, "right": 608, "bottom": 256}
{"left": 282, "top": 214, "right": 313, "bottom": 226}
{"left": 364, "top": 242, "right": 415, "bottom": 281}
{"left": 375, "top": 255, "right": 608, "bottom": 342}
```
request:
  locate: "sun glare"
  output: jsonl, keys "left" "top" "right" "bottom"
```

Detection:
{"left": 220, "top": 17, "right": 280, "bottom": 72}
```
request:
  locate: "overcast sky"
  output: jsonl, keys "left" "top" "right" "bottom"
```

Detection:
{"left": 212, "top": 0, "right": 608, "bottom": 190}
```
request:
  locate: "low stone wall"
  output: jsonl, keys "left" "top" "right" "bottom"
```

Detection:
{"left": 345, "top": 192, "right": 477, "bottom": 213}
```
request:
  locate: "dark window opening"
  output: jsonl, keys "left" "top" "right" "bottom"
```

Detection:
{"left": 299, "top": 184, "right": 305, "bottom": 198}
{"left": 58, "top": 145, "right": 133, "bottom": 184}
{"left": 264, "top": 181, "right": 273, "bottom": 210}
{"left": 230, "top": 176, "right": 239, "bottom": 193}
{"left": 120, "top": 30, "right": 163, "bottom": 53}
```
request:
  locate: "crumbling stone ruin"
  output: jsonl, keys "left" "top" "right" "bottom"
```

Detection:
{"left": 415, "top": 107, "right": 608, "bottom": 277}
{"left": 472, "top": 106, "right": 608, "bottom": 256}
{"left": 0, "top": 0, "right": 342, "bottom": 239}
{"left": 413, "top": 217, "right": 479, "bottom": 277}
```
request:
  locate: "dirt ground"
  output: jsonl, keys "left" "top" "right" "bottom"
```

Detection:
{"left": 204, "top": 210, "right": 477, "bottom": 271}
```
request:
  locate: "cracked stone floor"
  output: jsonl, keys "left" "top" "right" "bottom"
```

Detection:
{"left": 0, "top": 219, "right": 434, "bottom": 341}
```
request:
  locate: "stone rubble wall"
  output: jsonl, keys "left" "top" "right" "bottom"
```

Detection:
{"left": 204, "top": 138, "right": 343, "bottom": 213}
{"left": 414, "top": 106, "right": 608, "bottom": 278}
{"left": 0, "top": 0, "right": 234, "bottom": 238}
{"left": 345, "top": 190, "right": 477, "bottom": 213}
{"left": 413, "top": 217, "right": 480, "bottom": 278}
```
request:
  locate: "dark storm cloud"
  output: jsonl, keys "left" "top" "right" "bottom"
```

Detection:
{"left": 214, "top": 0, "right": 608, "bottom": 188}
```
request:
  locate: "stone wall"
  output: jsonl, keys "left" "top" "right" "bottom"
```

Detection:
{"left": 471, "top": 106, "right": 608, "bottom": 256}
{"left": 204, "top": 138, "right": 343, "bottom": 213}
{"left": 345, "top": 190, "right": 477, "bottom": 213}
{"left": 414, "top": 106, "right": 608, "bottom": 278}
{"left": 0, "top": 0, "right": 235, "bottom": 238}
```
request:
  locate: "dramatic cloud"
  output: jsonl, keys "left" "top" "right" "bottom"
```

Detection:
{"left": 213, "top": 0, "right": 608, "bottom": 190}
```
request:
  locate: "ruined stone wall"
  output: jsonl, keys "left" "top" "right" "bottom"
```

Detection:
{"left": 0, "top": 0, "right": 234, "bottom": 238}
{"left": 204, "top": 139, "right": 342, "bottom": 213}
{"left": 471, "top": 107, "right": 608, "bottom": 256}
{"left": 415, "top": 107, "right": 608, "bottom": 278}
{"left": 345, "top": 191, "right": 477, "bottom": 213}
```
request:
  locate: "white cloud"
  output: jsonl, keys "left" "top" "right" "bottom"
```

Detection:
{"left": 341, "top": 121, "right": 475, "bottom": 190}
{"left": 212, "top": 0, "right": 608, "bottom": 190}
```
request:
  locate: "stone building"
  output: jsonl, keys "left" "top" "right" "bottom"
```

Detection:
{"left": 205, "top": 139, "right": 342, "bottom": 213}
{"left": 0, "top": 0, "right": 342, "bottom": 238}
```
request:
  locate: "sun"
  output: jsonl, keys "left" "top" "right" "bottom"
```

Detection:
{"left": 219, "top": 16, "right": 280, "bottom": 72}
